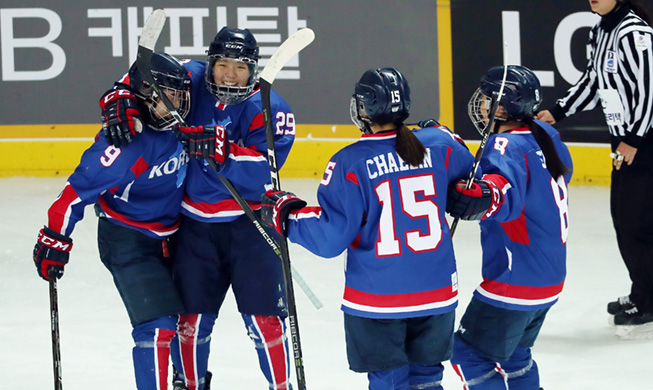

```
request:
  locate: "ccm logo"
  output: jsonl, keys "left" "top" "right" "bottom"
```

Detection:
{"left": 38, "top": 233, "right": 72, "bottom": 251}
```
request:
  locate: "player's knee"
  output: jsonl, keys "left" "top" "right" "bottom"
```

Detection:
{"left": 132, "top": 315, "right": 177, "bottom": 344}
{"left": 178, "top": 313, "right": 216, "bottom": 345}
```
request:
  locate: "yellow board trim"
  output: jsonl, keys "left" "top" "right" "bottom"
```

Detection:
{"left": 0, "top": 124, "right": 612, "bottom": 185}
{"left": 437, "top": 0, "right": 454, "bottom": 129}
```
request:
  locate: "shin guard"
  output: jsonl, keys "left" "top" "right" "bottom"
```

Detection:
{"left": 243, "top": 314, "right": 291, "bottom": 390}
{"left": 132, "top": 316, "right": 177, "bottom": 390}
{"left": 171, "top": 313, "right": 217, "bottom": 390}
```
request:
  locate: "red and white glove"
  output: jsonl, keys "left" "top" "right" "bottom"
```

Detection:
{"left": 99, "top": 88, "right": 143, "bottom": 147}
{"left": 260, "top": 190, "right": 307, "bottom": 236}
{"left": 33, "top": 226, "right": 73, "bottom": 281}
{"left": 446, "top": 176, "right": 504, "bottom": 220}
{"left": 173, "top": 125, "right": 230, "bottom": 164}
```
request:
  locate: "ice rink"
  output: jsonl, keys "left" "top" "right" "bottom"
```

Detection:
{"left": 1, "top": 176, "right": 651, "bottom": 389}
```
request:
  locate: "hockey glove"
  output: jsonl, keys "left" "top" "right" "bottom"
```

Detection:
{"left": 417, "top": 118, "right": 440, "bottom": 128}
{"left": 260, "top": 190, "right": 307, "bottom": 236}
{"left": 446, "top": 178, "right": 503, "bottom": 221}
{"left": 100, "top": 88, "right": 143, "bottom": 147}
{"left": 33, "top": 226, "right": 73, "bottom": 281}
{"left": 173, "top": 125, "right": 231, "bottom": 164}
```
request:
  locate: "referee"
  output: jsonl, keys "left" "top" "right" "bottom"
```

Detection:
{"left": 537, "top": 0, "right": 653, "bottom": 331}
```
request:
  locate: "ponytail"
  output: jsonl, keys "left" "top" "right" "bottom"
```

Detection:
{"left": 395, "top": 123, "right": 426, "bottom": 167}
{"left": 524, "top": 117, "right": 570, "bottom": 180}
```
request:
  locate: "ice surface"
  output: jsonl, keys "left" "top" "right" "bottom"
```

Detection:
{"left": 1, "top": 177, "right": 650, "bottom": 389}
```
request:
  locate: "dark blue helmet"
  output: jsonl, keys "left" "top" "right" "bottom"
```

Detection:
{"left": 128, "top": 52, "right": 191, "bottom": 130}
{"left": 206, "top": 27, "right": 260, "bottom": 104}
{"left": 350, "top": 67, "right": 411, "bottom": 134}
{"left": 468, "top": 65, "right": 542, "bottom": 134}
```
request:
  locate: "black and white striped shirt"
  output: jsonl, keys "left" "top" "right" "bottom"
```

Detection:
{"left": 554, "top": 5, "right": 653, "bottom": 147}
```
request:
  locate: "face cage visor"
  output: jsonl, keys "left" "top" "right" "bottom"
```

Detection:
{"left": 147, "top": 86, "right": 191, "bottom": 131}
{"left": 350, "top": 96, "right": 373, "bottom": 134}
{"left": 206, "top": 55, "right": 258, "bottom": 105}
{"left": 468, "top": 88, "right": 500, "bottom": 136}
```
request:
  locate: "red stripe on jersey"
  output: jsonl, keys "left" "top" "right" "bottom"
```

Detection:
{"left": 500, "top": 211, "right": 529, "bottom": 244}
{"left": 346, "top": 171, "right": 359, "bottom": 185}
{"left": 47, "top": 183, "right": 81, "bottom": 234}
{"left": 230, "top": 143, "right": 263, "bottom": 157}
{"left": 350, "top": 233, "right": 361, "bottom": 250}
{"left": 249, "top": 112, "right": 265, "bottom": 131}
{"left": 343, "top": 284, "right": 457, "bottom": 308}
{"left": 445, "top": 145, "right": 451, "bottom": 170}
{"left": 480, "top": 278, "right": 565, "bottom": 300}
{"left": 131, "top": 156, "right": 149, "bottom": 177}
{"left": 253, "top": 316, "right": 289, "bottom": 389}
{"left": 97, "top": 196, "right": 180, "bottom": 234}
{"left": 183, "top": 194, "right": 262, "bottom": 213}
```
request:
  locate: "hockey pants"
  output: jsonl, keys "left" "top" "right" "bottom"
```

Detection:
{"left": 171, "top": 313, "right": 291, "bottom": 390}
{"left": 132, "top": 316, "right": 178, "bottom": 390}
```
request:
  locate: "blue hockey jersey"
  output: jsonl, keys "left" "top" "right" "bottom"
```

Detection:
{"left": 474, "top": 120, "right": 573, "bottom": 311}
{"left": 179, "top": 60, "right": 295, "bottom": 222}
{"left": 286, "top": 126, "right": 475, "bottom": 319}
{"left": 47, "top": 128, "right": 187, "bottom": 239}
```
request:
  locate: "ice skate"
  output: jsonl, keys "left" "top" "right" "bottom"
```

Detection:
{"left": 614, "top": 306, "right": 653, "bottom": 340}
{"left": 607, "top": 295, "right": 634, "bottom": 315}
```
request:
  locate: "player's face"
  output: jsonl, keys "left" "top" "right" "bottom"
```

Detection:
{"left": 589, "top": 0, "right": 618, "bottom": 15}
{"left": 212, "top": 58, "right": 250, "bottom": 87}
{"left": 149, "top": 88, "right": 180, "bottom": 123}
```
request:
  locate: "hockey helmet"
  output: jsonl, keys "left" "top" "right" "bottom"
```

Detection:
{"left": 350, "top": 67, "right": 411, "bottom": 134}
{"left": 128, "top": 52, "right": 191, "bottom": 131}
{"left": 206, "top": 26, "right": 260, "bottom": 105}
{"left": 468, "top": 65, "right": 542, "bottom": 134}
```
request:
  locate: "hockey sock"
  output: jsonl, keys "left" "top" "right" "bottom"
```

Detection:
{"left": 132, "top": 316, "right": 177, "bottom": 390}
{"left": 408, "top": 362, "right": 444, "bottom": 389}
{"left": 242, "top": 314, "right": 291, "bottom": 390}
{"left": 172, "top": 313, "right": 217, "bottom": 390}
{"left": 368, "top": 365, "right": 410, "bottom": 390}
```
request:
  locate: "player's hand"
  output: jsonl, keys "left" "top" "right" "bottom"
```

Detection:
{"left": 446, "top": 178, "right": 503, "bottom": 220}
{"left": 33, "top": 226, "right": 72, "bottom": 281}
{"left": 535, "top": 110, "right": 556, "bottom": 125}
{"left": 260, "top": 190, "right": 307, "bottom": 236}
{"left": 417, "top": 118, "right": 440, "bottom": 128}
{"left": 173, "top": 125, "right": 231, "bottom": 164}
{"left": 99, "top": 88, "right": 143, "bottom": 147}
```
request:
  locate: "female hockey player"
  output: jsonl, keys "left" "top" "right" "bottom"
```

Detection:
{"left": 260, "top": 67, "right": 478, "bottom": 390}
{"left": 536, "top": 0, "right": 653, "bottom": 333}
{"left": 33, "top": 52, "right": 191, "bottom": 390}
{"left": 447, "top": 65, "right": 573, "bottom": 389}
{"left": 99, "top": 27, "right": 296, "bottom": 390}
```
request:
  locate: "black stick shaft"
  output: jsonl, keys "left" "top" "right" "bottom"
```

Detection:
{"left": 49, "top": 270, "right": 63, "bottom": 390}
{"left": 261, "top": 78, "right": 307, "bottom": 390}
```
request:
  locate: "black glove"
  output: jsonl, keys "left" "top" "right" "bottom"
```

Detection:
{"left": 417, "top": 118, "right": 440, "bottom": 128}
{"left": 99, "top": 88, "right": 143, "bottom": 147}
{"left": 173, "top": 125, "right": 231, "bottom": 164}
{"left": 33, "top": 226, "right": 73, "bottom": 281}
{"left": 446, "top": 178, "right": 503, "bottom": 220}
{"left": 260, "top": 190, "right": 307, "bottom": 236}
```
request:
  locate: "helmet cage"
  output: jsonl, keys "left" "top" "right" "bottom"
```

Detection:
{"left": 206, "top": 56, "right": 258, "bottom": 105}
{"left": 205, "top": 27, "right": 260, "bottom": 105}
{"left": 129, "top": 53, "right": 192, "bottom": 131}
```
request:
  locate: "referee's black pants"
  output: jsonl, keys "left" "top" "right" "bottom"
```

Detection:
{"left": 610, "top": 137, "right": 653, "bottom": 313}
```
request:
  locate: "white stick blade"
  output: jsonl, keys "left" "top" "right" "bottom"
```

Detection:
{"left": 139, "top": 9, "right": 166, "bottom": 50}
{"left": 260, "top": 28, "right": 315, "bottom": 84}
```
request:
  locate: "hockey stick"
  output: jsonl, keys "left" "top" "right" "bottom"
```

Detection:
{"left": 450, "top": 51, "right": 509, "bottom": 236}
{"left": 48, "top": 269, "right": 63, "bottom": 390}
{"left": 259, "top": 28, "right": 315, "bottom": 390}
{"left": 135, "top": 11, "right": 322, "bottom": 309}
